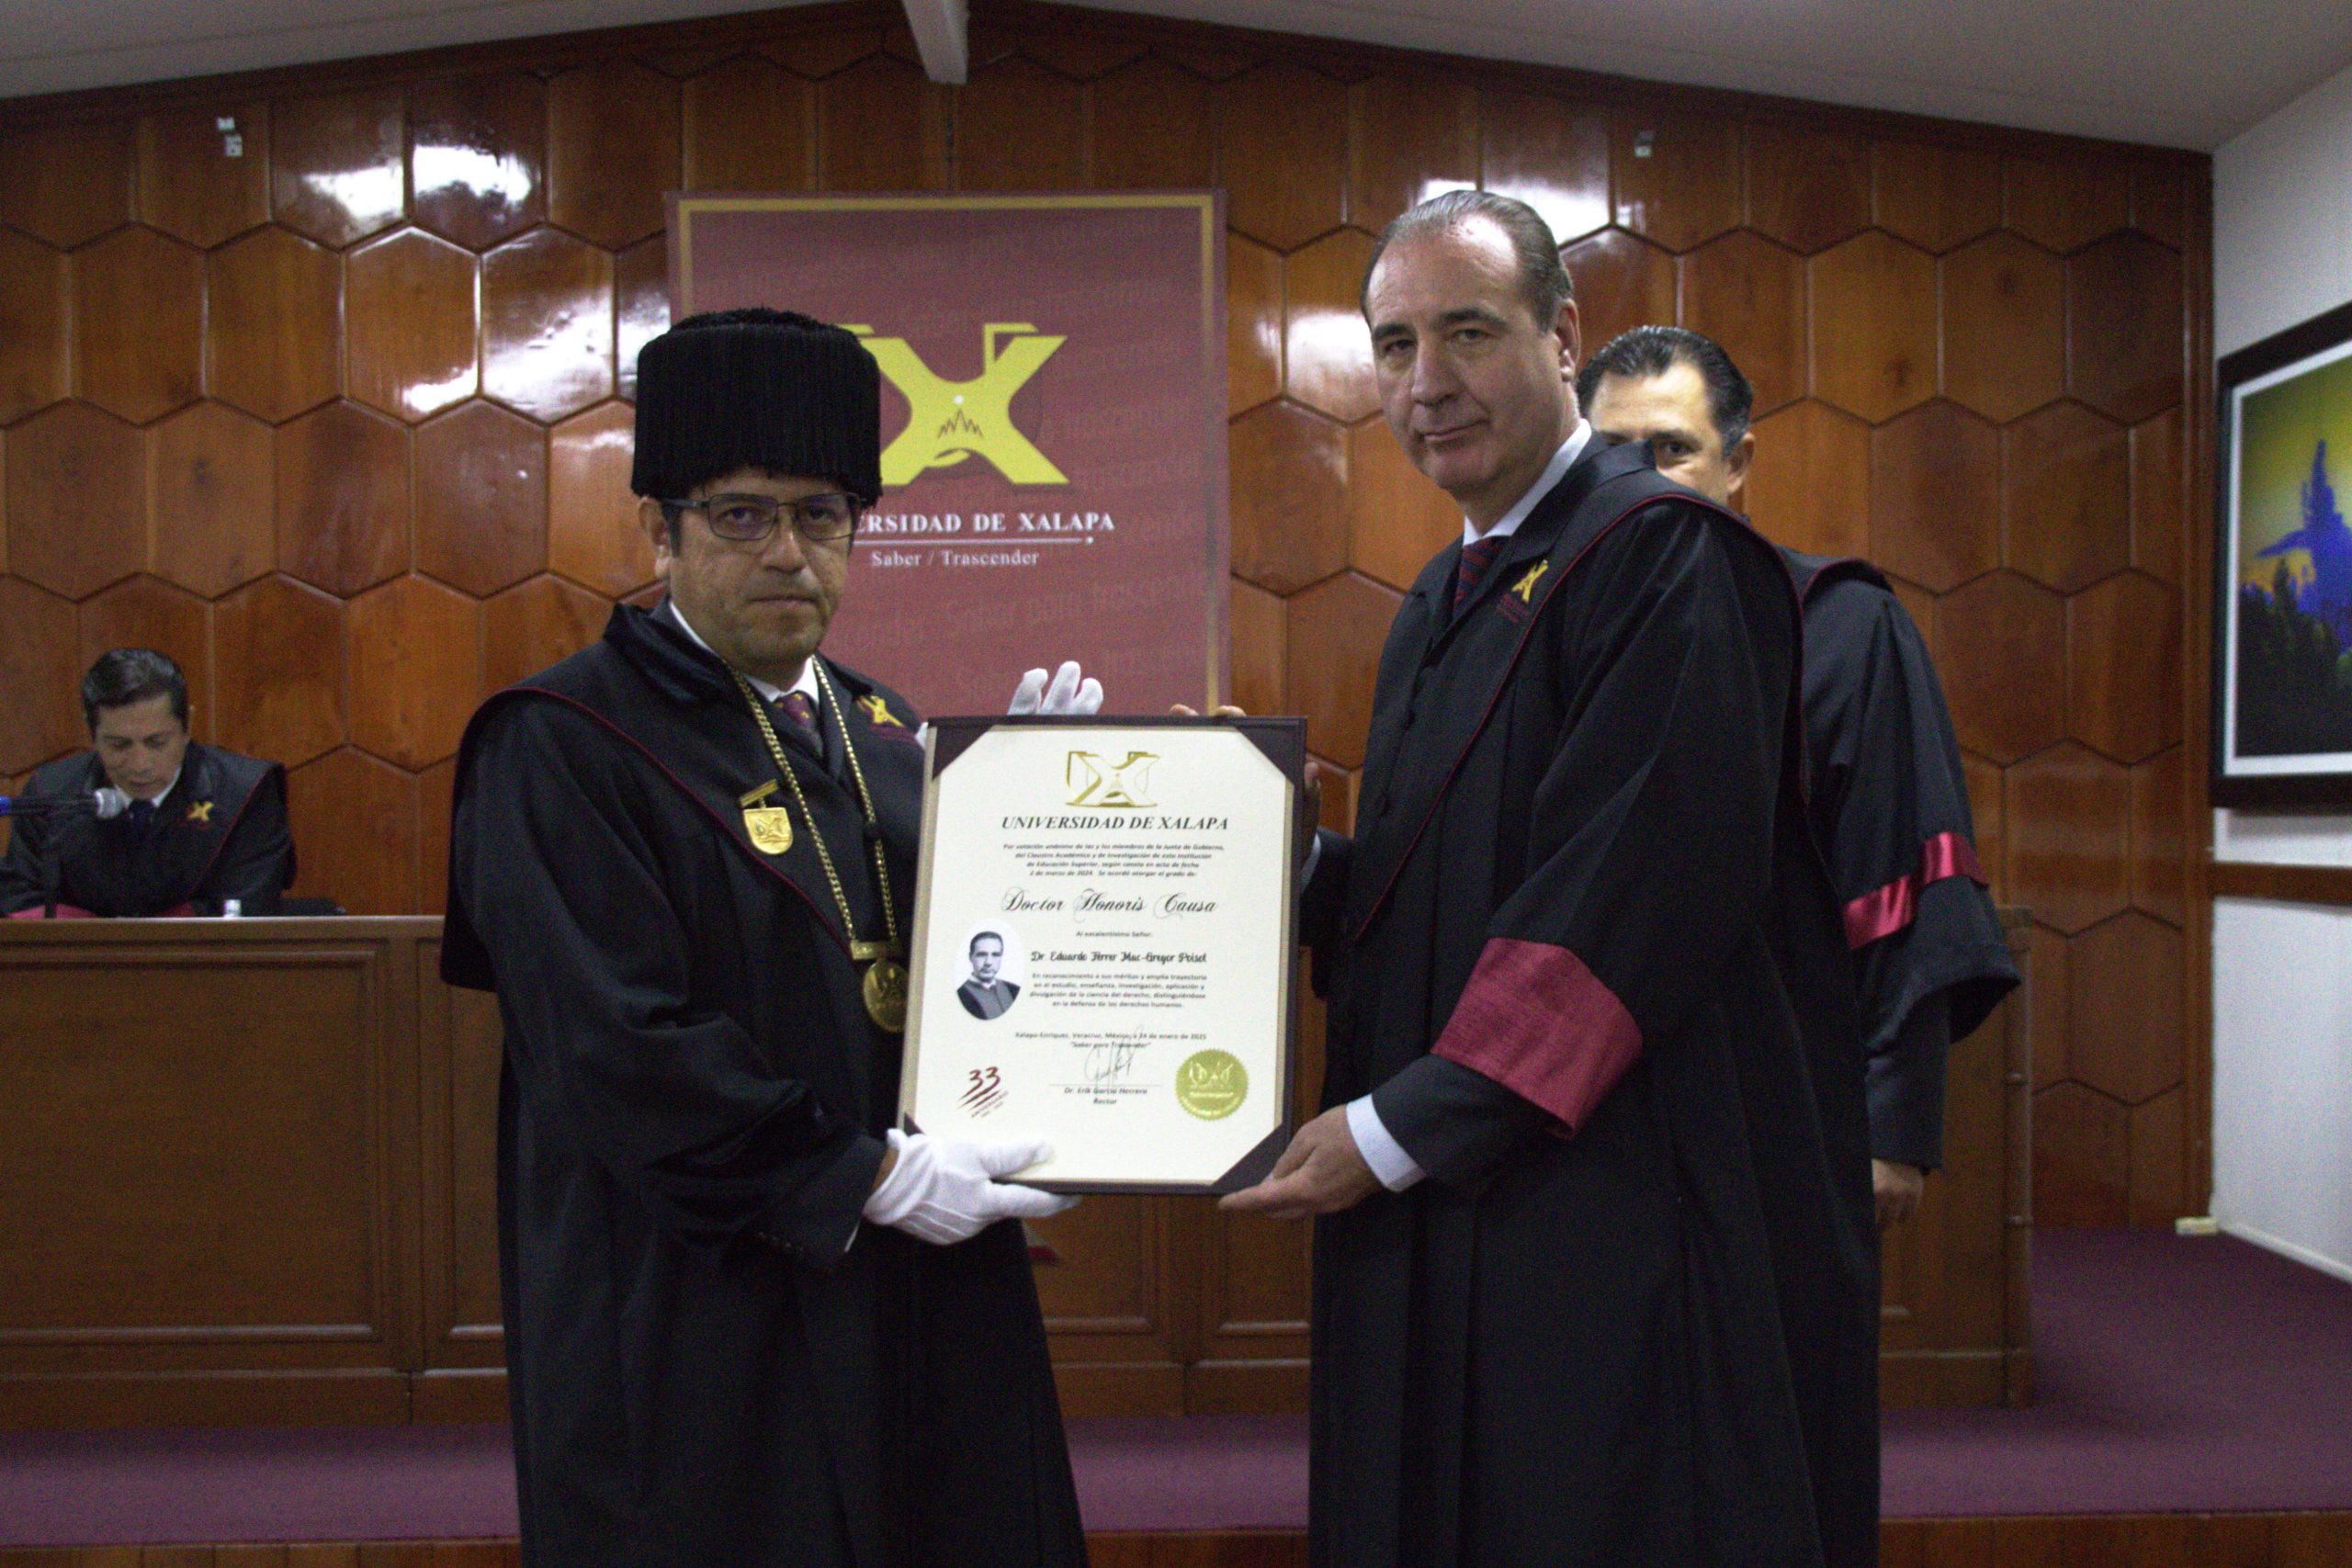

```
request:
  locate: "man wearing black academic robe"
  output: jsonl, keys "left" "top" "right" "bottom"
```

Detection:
{"left": 0, "top": 744, "right": 291, "bottom": 917}
{"left": 1296, "top": 436, "right": 1879, "bottom": 1568}
{"left": 1785, "top": 553, "right": 2020, "bottom": 1181}
{"left": 442, "top": 602, "right": 1086, "bottom": 1568}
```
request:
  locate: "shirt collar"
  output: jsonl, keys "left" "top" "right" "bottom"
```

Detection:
{"left": 128, "top": 766, "right": 182, "bottom": 809}
{"left": 664, "top": 599, "right": 820, "bottom": 709}
{"left": 1463, "top": 421, "right": 1593, "bottom": 547}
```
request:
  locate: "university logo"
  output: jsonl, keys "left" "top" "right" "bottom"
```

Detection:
{"left": 1066, "top": 750, "right": 1157, "bottom": 809}
{"left": 848, "top": 323, "right": 1069, "bottom": 486}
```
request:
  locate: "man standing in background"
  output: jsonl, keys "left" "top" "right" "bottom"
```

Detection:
{"left": 1580, "top": 324, "right": 2021, "bottom": 1226}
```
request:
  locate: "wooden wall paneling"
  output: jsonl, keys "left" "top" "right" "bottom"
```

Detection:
{"left": 681, "top": 57, "right": 815, "bottom": 193}
{"left": 270, "top": 87, "right": 408, "bottom": 248}
{"left": 2130, "top": 746, "right": 2188, "bottom": 926}
{"left": 415, "top": 937, "right": 511, "bottom": 1422}
{"left": 209, "top": 574, "right": 346, "bottom": 769}
{"left": 2131, "top": 406, "right": 2187, "bottom": 586}
{"left": 0, "top": 229, "right": 69, "bottom": 425}
{"left": 1227, "top": 236, "right": 1283, "bottom": 416}
{"left": 481, "top": 574, "right": 608, "bottom": 691}
{"left": 818, "top": 54, "right": 948, "bottom": 191}
{"left": 1035, "top": 1195, "right": 1190, "bottom": 1415}
{"left": 480, "top": 228, "right": 615, "bottom": 423}
{"left": 286, "top": 749, "right": 422, "bottom": 916}
{"left": 1217, "top": 65, "right": 1349, "bottom": 252}
{"left": 957, "top": 57, "right": 1084, "bottom": 191}
{"left": 1228, "top": 401, "right": 1346, "bottom": 594}
{"left": 1935, "top": 571, "right": 2066, "bottom": 763}
{"left": 414, "top": 404, "right": 548, "bottom": 598}
{"left": 1283, "top": 572, "right": 1398, "bottom": 770}
{"left": 1555, "top": 229, "right": 1674, "bottom": 360}
{"left": 74, "top": 228, "right": 206, "bottom": 430}
{"left": 1477, "top": 90, "right": 1609, "bottom": 248}
{"left": 152, "top": 404, "right": 277, "bottom": 600}
{"left": 1347, "top": 74, "right": 1476, "bottom": 234}
{"left": 206, "top": 228, "right": 343, "bottom": 425}
{"left": 1809, "top": 230, "right": 1938, "bottom": 423}
{"left": 1088, "top": 58, "right": 1212, "bottom": 190}
{"left": 1745, "top": 121, "right": 1871, "bottom": 254}
{"left": 75, "top": 577, "right": 213, "bottom": 739}
{"left": 1609, "top": 107, "right": 1740, "bottom": 253}
{"left": 545, "top": 62, "right": 680, "bottom": 250}
{"left": 614, "top": 236, "right": 669, "bottom": 403}
{"left": 2030, "top": 1078, "right": 2128, "bottom": 1226}
{"left": 1742, "top": 400, "right": 1871, "bottom": 559}
{"left": 2066, "top": 233, "right": 2185, "bottom": 424}
{"left": 0, "top": 118, "right": 135, "bottom": 247}
{"left": 2067, "top": 571, "right": 2182, "bottom": 763}
{"left": 0, "top": 578, "right": 82, "bottom": 773}
{"left": 2003, "top": 153, "right": 2130, "bottom": 255}
{"left": 6, "top": 401, "right": 147, "bottom": 602}
{"left": 547, "top": 401, "right": 657, "bottom": 597}
{"left": 1868, "top": 401, "right": 2001, "bottom": 592}
{"left": 345, "top": 231, "right": 480, "bottom": 423}
{"left": 1939, "top": 233, "right": 2065, "bottom": 423}
{"left": 2003, "top": 741, "right": 2131, "bottom": 936}
{"left": 2179, "top": 159, "right": 2215, "bottom": 1217}
{"left": 275, "top": 401, "right": 413, "bottom": 599}
{"left": 137, "top": 102, "right": 270, "bottom": 249}
{"left": 345, "top": 577, "right": 483, "bottom": 772}
{"left": 2068, "top": 911, "right": 2184, "bottom": 1106}
{"left": 417, "top": 758, "right": 457, "bottom": 917}
{"left": 1680, "top": 230, "right": 1807, "bottom": 415}
{"left": 407, "top": 74, "right": 548, "bottom": 251}
{"left": 1281, "top": 232, "right": 1377, "bottom": 423}
{"left": 0, "top": 921, "right": 424, "bottom": 1425}
{"left": 2127, "top": 1083, "right": 2188, "bottom": 1225}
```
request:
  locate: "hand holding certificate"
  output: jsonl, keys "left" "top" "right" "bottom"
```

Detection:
{"left": 899, "top": 716, "right": 1305, "bottom": 1193}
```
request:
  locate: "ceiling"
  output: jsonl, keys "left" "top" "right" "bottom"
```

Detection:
{"left": 4, "top": 0, "right": 2349, "bottom": 151}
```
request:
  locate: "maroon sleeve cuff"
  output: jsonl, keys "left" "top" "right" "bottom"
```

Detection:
{"left": 1430, "top": 937, "right": 1645, "bottom": 1131}
{"left": 1841, "top": 830, "right": 1986, "bottom": 950}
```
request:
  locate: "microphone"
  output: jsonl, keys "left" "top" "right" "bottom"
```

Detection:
{"left": 0, "top": 788, "right": 130, "bottom": 819}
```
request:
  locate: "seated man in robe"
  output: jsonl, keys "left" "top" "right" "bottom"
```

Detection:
{"left": 0, "top": 648, "right": 293, "bottom": 918}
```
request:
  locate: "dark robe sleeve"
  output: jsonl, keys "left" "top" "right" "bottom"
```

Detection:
{"left": 1802, "top": 577, "right": 2018, "bottom": 1171}
{"left": 1374, "top": 505, "right": 1796, "bottom": 1191}
{"left": 1298, "top": 827, "right": 1354, "bottom": 995}
{"left": 193, "top": 766, "right": 293, "bottom": 914}
{"left": 0, "top": 808, "right": 51, "bottom": 914}
{"left": 453, "top": 698, "right": 886, "bottom": 1265}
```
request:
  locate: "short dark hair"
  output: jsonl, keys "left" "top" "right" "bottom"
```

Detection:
{"left": 82, "top": 648, "right": 188, "bottom": 731}
{"left": 969, "top": 931, "right": 1003, "bottom": 953}
{"left": 1361, "top": 189, "right": 1575, "bottom": 327}
{"left": 1576, "top": 325, "right": 1756, "bottom": 453}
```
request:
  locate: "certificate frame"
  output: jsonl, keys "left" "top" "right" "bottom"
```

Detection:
{"left": 899, "top": 715, "right": 1306, "bottom": 1195}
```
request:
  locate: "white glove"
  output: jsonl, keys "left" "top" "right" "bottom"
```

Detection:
{"left": 862, "top": 1129, "right": 1078, "bottom": 1245}
{"left": 1008, "top": 661, "right": 1103, "bottom": 716}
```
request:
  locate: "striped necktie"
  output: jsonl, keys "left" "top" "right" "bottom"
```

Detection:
{"left": 1454, "top": 535, "right": 1507, "bottom": 613}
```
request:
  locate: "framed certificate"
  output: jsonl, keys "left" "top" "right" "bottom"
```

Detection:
{"left": 900, "top": 716, "right": 1305, "bottom": 1194}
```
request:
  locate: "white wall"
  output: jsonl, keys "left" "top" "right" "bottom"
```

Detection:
{"left": 2210, "top": 56, "right": 2352, "bottom": 1280}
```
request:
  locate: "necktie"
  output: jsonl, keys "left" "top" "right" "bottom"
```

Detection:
{"left": 1454, "top": 535, "right": 1506, "bottom": 613}
{"left": 775, "top": 692, "right": 819, "bottom": 735}
{"left": 126, "top": 797, "right": 156, "bottom": 829}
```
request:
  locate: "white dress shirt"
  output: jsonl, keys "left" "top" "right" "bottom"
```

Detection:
{"left": 666, "top": 600, "right": 821, "bottom": 712}
{"left": 1347, "top": 423, "right": 1594, "bottom": 1194}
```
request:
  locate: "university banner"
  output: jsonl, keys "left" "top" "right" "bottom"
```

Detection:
{"left": 670, "top": 193, "right": 1228, "bottom": 716}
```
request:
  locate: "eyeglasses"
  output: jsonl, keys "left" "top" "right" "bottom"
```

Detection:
{"left": 662, "top": 491, "right": 861, "bottom": 544}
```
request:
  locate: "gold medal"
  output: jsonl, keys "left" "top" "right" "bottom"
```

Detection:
{"left": 863, "top": 957, "right": 909, "bottom": 1032}
{"left": 742, "top": 805, "right": 794, "bottom": 854}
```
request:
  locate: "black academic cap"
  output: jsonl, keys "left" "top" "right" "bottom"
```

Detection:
{"left": 630, "top": 307, "right": 884, "bottom": 505}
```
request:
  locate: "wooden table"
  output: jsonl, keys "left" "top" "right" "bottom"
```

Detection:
{"left": 0, "top": 914, "right": 2030, "bottom": 1426}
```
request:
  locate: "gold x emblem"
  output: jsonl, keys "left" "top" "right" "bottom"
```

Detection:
{"left": 858, "top": 694, "right": 904, "bottom": 728}
{"left": 1511, "top": 561, "right": 1550, "bottom": 604}
{"left": 849, "top": 323, "right": 1069, "bottom": 486}
{"left": 185, "top": 799, "right": 214, "bottom": 824}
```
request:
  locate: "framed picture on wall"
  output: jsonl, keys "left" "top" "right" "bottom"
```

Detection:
{"left": 2214, "top": 297, "right": 2352, "bottom": 807}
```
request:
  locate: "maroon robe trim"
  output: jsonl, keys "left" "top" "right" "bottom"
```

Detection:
{"left": 1839, "top": 829, "right": 1985, "bottom": 950}
{"left": 1430, "top": 936, "right": 1644, "bottom": 1131}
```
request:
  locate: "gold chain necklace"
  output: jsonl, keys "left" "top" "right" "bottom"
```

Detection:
{"left": 732, "top": 665, "right": 909, "bottom": 1032}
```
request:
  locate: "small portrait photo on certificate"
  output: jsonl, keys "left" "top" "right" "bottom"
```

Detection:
{"left": 956, "top": 924, "right": 1024, "bottom": 1021}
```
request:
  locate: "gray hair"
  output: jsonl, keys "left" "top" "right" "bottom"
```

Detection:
{"left": 1360, "top": 189, "right": 1575, "bottom": 326}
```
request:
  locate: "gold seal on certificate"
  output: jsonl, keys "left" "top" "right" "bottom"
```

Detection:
{"left": 899, "top": 716, "right": 1305, "bottom": 1194}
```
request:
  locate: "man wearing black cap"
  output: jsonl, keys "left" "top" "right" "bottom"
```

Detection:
{"left": 444, "top": 309, "right": 1095, "bottom": 1568}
